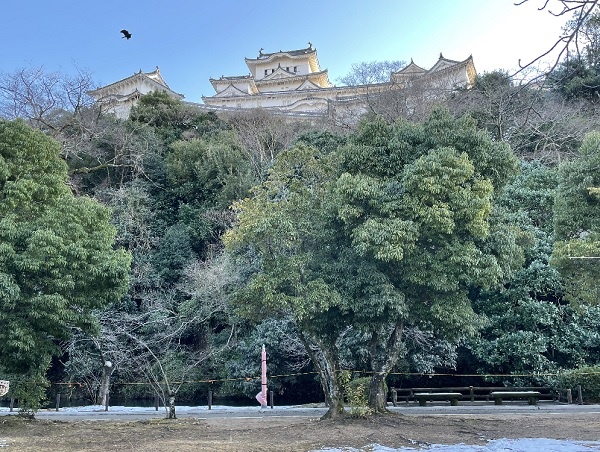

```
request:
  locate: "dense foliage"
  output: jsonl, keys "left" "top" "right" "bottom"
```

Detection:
{"left": 555, "top": 365, "right": 600, "bottom": 403}
{"left": 551, "top": 132, "right": 600, "bottom": 307}
{"left": 0, "top": 120, "right": 131, "bottom": 410}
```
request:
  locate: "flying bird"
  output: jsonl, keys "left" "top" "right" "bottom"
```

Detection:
{"left": 120, "top": 29, "right": 132, "bottom": 40}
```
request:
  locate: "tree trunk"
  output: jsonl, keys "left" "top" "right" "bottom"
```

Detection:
{"left": 369, "top": 372, "right": 388, "bottom": 412}
{"left": 368, "top": 322, "right": 405, "bottom": 413}
{"left": 167, "top": 391, "right": 176, "bottom": 419}
{"left": 99, "top": 361, "right": 114, "bottom": 407}
{"left": 298, "top": 329, "right": 346, "bottom": 419}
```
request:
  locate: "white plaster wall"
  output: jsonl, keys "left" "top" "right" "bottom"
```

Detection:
{"left": 254, "top": 56, "right": 309, "bottom": 80}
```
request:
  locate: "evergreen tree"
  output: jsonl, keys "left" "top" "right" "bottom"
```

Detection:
{"left": 552, "top": 132, "right": 600, "bottom": 306}
{"left": 0, "top": 120, "right": 131, "bottom": 410}
{"left": 225, "top": 109, "right": 522, "bottom": 417}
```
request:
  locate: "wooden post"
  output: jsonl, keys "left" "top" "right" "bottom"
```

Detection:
{"left": 154, "top": 394, "right": 159, "bottom": 411}
{"left": 208, "top": 390, "right": 212, "bottom": 410}
{"left": 469, "top": 386, "right": 474, "bottom": 402}
{"left": 391, "top": 388, "right": 397, "bottom": 407}
{"left": 566, "top": 388, "right": 572, "bottom": 404}
{"left": 55, "top": 393, "right": 61, "bottom": 411}
{"left": 269, "top": 390, "right": 274, "bottom": 409}
{"left": 577, "top": 385, "right": 583, "bottom": 405}
{"left": 9, "top": 398, "right": 15, "bottom": 412}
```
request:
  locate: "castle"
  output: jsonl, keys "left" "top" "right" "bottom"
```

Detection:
{"left": 89, "top": 44, "right": 476, "bottom": 120}
{"left": 88, "top": 67, "right": 184, "bottom": 119}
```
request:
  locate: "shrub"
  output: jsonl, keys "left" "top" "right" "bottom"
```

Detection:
{"left": 7, "top": 373, "right": 49, "bottom": 417}
{"left": 338, "top": 372, "right": 373, "bottom": 418}
{"left": 555, "top": 366, "right": 600, "bottom": 403}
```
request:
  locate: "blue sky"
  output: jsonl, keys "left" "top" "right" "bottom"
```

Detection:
{"left": 2, "top": 1, "right": 567, "bottom": 103}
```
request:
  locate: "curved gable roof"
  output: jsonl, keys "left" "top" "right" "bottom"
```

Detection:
{"left": 296, "top": 79, "right": 321, "bottom": 91}
{"left": 394, "top": 59, "right": 427, "bottom": 75}
{"left": 262, "top": 66, "right": 297, "bottom": 81}
{"left": 428, "top": 54, "right": 471, "bottom": 73}
{"left": 255, "top": 68, "right": 332, "bottom": 89}
{"left": 213, "top": 84, "right": 249, "bottom": 98}
{"left": 89, "top": 67, "right": 183, "bottom": 99}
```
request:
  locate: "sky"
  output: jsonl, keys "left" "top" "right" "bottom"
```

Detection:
{"left": 1, "top": 1, "right": 570, "bottom": 104}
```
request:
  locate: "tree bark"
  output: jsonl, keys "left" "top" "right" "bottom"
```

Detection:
{"left": 99, "top": 361, "right": 114, "bottom": 407}
{"left": 368, "top": 322, "right": 405, "bottom": 413}
{"left": 298, "top": 329, "right": 346, "bottom": 419}
{"left": 168, "top": 391, "right": 176, "bottom": 419}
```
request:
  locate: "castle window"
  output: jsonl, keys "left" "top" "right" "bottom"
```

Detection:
{"left": 264, "top": 69, "right": 268, "bottom": 76}
{"left": 294, "top": 66, "right": 298, "bottom": 72}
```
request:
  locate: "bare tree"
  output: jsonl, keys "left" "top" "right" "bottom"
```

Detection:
{"left": 328, "top": 68, "right": 473, "bottom": 130}
{"left": 449, "top": 70, "right": 599, "bottom": 163}
{"left": 63, "top": 253, "right": 237, "bottom": 419}
{"left": 515, "top": 0, "right": 600, "bottom": 76}
{"left": 65, "top": 116, "right": 163, "bottom": 192}
{"left": 337, "top": 60, "right": 405, "bottom": 86}
{"left": 0, "top": 66, "right": 96, "bottom": 134}
{"left": 225, "top": 109, "right": 312, "bottom": 180}
{"left": 0, "top": 66, "right": 163, "bottom": 192}
{"left": 62, "top": 326, "right": 137, "bottom": 406}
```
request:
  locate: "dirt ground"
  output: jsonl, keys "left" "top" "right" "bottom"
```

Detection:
{"left": 1, "top": 411, "right": 599, "bottom": 451}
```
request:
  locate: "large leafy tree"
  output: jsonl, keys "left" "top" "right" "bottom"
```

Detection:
{"left": 332, "top": 111, "right": 521, "bottom": 411}
{"left": 225, "top": 143, "right": 350, "bottom": 417}
{"left": 0, "top": 120, "right": 131, "bottom": 407}
{"left": 225, "top": 109, "right": 522, "bottom": 417}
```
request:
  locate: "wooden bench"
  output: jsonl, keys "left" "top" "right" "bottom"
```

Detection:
{"left": 413, "top": 392, "right": 463, "bottom": 406}
{"left": 490, "top": 391, "right": 541, "bottom": 405}
{"left": 389, "top": 386, "right": 555, "bottom": 406}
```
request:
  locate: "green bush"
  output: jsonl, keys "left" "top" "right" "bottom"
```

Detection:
{"left": 338, "top": 372, "right": 373, "bottom": 418}
{"left": 347, "top": 377, "right": 371, "bottom": 401}
{"left": 7, "top": 373, "right": 49, "bottom": 416}
{"left": 555, "top": 366, "right": 600, "bottom": 403}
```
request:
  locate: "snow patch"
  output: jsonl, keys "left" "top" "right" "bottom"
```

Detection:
{"left": 316, "top": 438, "right": 600, "bottom": 451}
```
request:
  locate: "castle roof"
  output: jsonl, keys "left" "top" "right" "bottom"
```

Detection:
{"left": 245, "top": 44, "right": 316, "bottom": 62}
{"left": 210, "top": 74, "right": 254, "bottom": 82}
{"left": 391, "top": 54, "right": 476, "bottom": 86}
{"left": 257, "top": 66, "right": 331, "bottom": 87}
{"left": 88, "top": 67, "right": 183, "bottom": 99}
{"left": 244, "top": 44, "right": 322, "bottom": 75}
{"left": 394, "top": 59, "right": 427, "bottom": 76}
{"left": 209, "top": 67, "right": 333, "bottom": 96}
{"left": 211, "top": 84, "right": 251, "bottom": 98}
{"left": 428, "top": 53, "right": 472, "bottom": 73}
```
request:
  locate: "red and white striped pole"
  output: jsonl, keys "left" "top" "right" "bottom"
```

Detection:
{"left": 255, "top": 344, "right": 268, "bottom": 407}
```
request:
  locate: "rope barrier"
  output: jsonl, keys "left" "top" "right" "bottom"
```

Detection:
{"left": 44, "top": 370, "right": 600, "bottom": 388}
